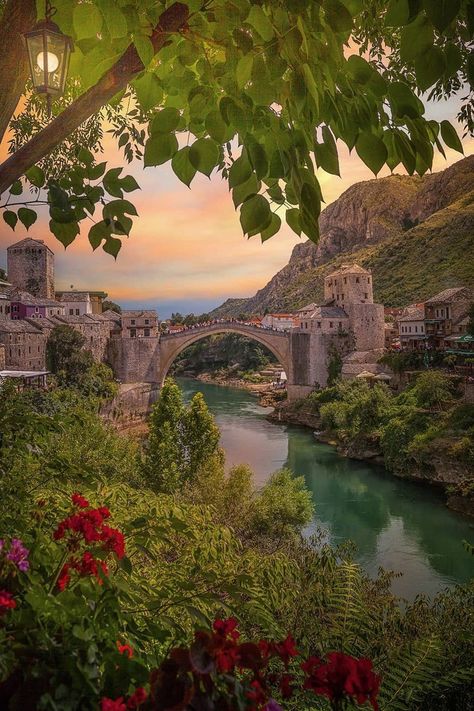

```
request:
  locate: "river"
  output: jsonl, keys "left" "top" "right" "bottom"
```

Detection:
{"left": 178, "top": 378, "right": 474, "bottom": 601}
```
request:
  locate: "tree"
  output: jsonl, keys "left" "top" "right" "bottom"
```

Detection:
{"left": 0, "top": 0, "right": 470, "bottom": 255}
{"left": 102, "top": 299, "right": 122, "bottom": 314}
{"left": 46, "top": 324, "right": 93, "bottom": 380}
{"left": 183, "top": 391, "right": 222, "bottom": 478}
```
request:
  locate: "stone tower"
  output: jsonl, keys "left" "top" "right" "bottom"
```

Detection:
{"left": 325, "top": 264, "right": 384, "bottom": 351}
{"left": 7, "top": 238, "right": 54, "bottom": 298}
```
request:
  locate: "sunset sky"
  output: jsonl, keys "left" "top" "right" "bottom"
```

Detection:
{"left": 0, "top": 98, "right": 471, "bottom": 318}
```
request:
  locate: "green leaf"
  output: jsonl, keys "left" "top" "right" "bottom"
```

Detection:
{"left": 87, "top": 161, "right": 107, "bottom": 180}
{"left": 151, "top": 108, "right": 181, "bottom": 135}
{"left": 25, "top": 166, "right": 45, "bottom": 188}
{"left": 3, "top": 210, "right": 17, "bottom": 230}
{"left": 346, "top": 55, "right": 373, "bottom": 84}
{"left": 120, "top": 175, "right": 140, "bottom": 193}
{"left": 88, "top": 221, "right": 111, "bottom": 250}
{"left": 236, "top": 54, "right": 253, "bottom": 89}
{"left": 189, "top": 139, "right": 220, "bottom": 177}
{"left": 324, "top": 0, "right": 353, "bottom": 33}
{"left": 18, "top": 207, "right": 37, "bottom": 231}
{"left": 260, "top": 212, "right": 281, "bottom": 242}
{"left": 315, "top": 126, "right": 340, "bottom": 176}
{"left": 444, "top": 44, "right": 462, "bottom": 79}
{"left": 104, "top": 167, "right": 124, "bottom": 198}
{"left": 98, "top": 1, "right": 127, "bottom": 38}
{"left": 205, "top": 111, "right": 233, "bottom": 144}
{"left": 300, "top": 182, "right": 321, "bottom": 243}
{"left": 423, "top": 0, "right": 460, "bottom": 32}
{"left": 9, "top": 180, "right": 22, "bottom": 196}
{"left": 103, "top": 199, "right": 138, "bottom": 219}
{"left": 78, "top": 148, "right": 94, "bottom": 166}
{"left": 302, "top": 63, "right": 319, "bottom": 111}
{"left": 385, "top": 0, "right": 411, "bottom": 27}
{"left": 286, "top": 208, "right": 302, "bottom": 237}
{"left": 73, "top": 3, "right": 103, "bottom": 40}
{"left": 103, "top": 236, "right": 122, "bottom": 259}
{"left": 355, "top": 132, "right": 388, "bottom": 174}
{"left": 415, "top": 46, "right": 446, "bottom": 90}
{"left": 134, "top": 34, "right": 155, "bottom": 68}
{"left": 50, "top": 219, "right": 79, "bottom": 247}
{"left": 246, "top": 6, "right": 274, "bottom": 42}
{"left": 247, "top": 142, "right": 268, "bottom": 180}
{"left": 393, "top": 131, "right": 417, "bottom": 173}
{"left": 240, "top": 194, "right": 271, "bottom": 236}
{"left": 440, "top": 120, "right": 464, "bottom": 153}
{"left": 229, "top": 154, "right": 253, "bottom": 188}
{"left": 467, "top": 50, "right": 474, "bottom": 89}
{"left": 388, "top": 82, "right": 424, "bottom": 119}
{"left": 400, "top": 15, "right": 433, "bottom": 63}
{"left": 171, "top": 147, "right": 197, "bottom": 188}
{"left": 133, "top": 73, "right": 163, "bottom": 113}
{"left": 232, "top": 174, "right": 260, "bottom": 208}
{"left": 144, "top": 134, "right": 179, "bottom": 167}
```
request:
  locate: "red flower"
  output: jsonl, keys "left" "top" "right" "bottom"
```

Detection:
{"left": 274, "top": 634, "right": 298, "bottom": 667}
{"left": 101, "top": 525, "right": 126, "bottom": 559}
{"left": 213, "top": 617, "right": 240, "bottom": 643}
{"left": 279, "top": 673, "right": 294, "bottom": 699}
{"left": 72, "top": 492, "right": 89, "bottom": 509}
{"left": 246, "top": 679, "right": 268, "bottom": 710}
{"left": 101, "top": 698, "right": 126, "bottom": 711}
{"left": 342, "top": 656, "right": 381, "bottom": 711}
{"left": 0, "top": 590, "right": 16, "bottom": 615}
{"left": 127, "top": 687, "right": 147, "bottom": 708}
{"left": 117, "top": 640, "right": 134, "bottom": 658}
{"left": 57, "top": 563, "right": 71, "bottom": 591}
{"left": 302, "top": 652, "right": 381, "bottom": 710}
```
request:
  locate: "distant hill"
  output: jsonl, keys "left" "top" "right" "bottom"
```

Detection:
{"left": 213, "top": 156, "right": 474, "bottom": 315}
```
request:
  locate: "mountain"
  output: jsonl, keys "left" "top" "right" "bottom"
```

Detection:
{"left": 213, "top": 156, "right": 474, "bottom": 315}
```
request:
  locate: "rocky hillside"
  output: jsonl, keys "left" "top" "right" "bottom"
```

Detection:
{"left": 213, "top": 156, "right": 474, "bottom": 315}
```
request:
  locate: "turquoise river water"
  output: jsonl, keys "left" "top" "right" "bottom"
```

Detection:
{"left": 178, "top": 378, "right": 474, "bottom": 601}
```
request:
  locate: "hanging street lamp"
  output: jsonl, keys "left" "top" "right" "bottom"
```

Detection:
{"left": 24, "top": 0, "right": 74, "bottom": 115}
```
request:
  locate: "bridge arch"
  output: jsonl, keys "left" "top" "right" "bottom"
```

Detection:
{"left": 158, "top": 323, "right": 291, "bottom": 386}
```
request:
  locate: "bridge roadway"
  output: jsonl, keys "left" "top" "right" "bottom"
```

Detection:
{"left": 158, "top": 321, "right": 291, "bottom": 384}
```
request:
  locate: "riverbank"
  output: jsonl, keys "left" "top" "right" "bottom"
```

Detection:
{"left": 269, "top": 393, "right": 474, "bottom": 518}
{"left": 193, "top": 371, "right": 285, "bottom": 407}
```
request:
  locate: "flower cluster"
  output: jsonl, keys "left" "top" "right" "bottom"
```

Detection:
{"left": 54, "top": 494, "right": 126, "bottom": 591}
{"left": 143, "top": 617, "right": 381, "bottom": 711}
{"left": 0, "top": 590, "right": 16, "bottom": 616}
{"left": 0, "top": 537, "right": 29, "bottom": 573}
{"left": 101, "top": 687, "right": 147, "bottom": 711}
{"left": 302, "top": 652, "right": 381, "bottom": 710}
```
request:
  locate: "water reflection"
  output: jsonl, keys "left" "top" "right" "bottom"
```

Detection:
{"left": 178, "top": 379, "right": 474, "bottom": 599}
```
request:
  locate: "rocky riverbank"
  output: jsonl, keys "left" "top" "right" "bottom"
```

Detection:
{"left": 269, "top": 400, "right": 474, "bottom": 517}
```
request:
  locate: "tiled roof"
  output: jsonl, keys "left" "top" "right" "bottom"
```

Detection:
{"left": 327, "top": 263, "right": 370, "bottom": 278}
{"left": 297, "top": 303, "right": 318, "bottom": 312}
{"left": 425, "top": 287, "right": 471, "bottom": 304}
{"left": 0, "top": 320, "right": 43, "bottom": 333}
{"left": 398, "top": 307, "right": 424, "bottom": 322}
{"left": 57, "top": 292, "right": 90, "bottom": 302}
{"left": 10, "top": 289, "right": 61, "bottom": 308}
{"left": 308, "top": 306, "right": 349, "bottom": 319}
{"left": 121, "top": 310, "right": 157, "bottom": 318}
{"left": 7, "top": 237, "right": 54, "bottom": 254}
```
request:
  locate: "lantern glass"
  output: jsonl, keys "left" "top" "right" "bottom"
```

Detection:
{"left": 25, "top": 22, "right": 72, "bottom": 96}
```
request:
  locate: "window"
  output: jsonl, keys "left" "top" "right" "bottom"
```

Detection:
{"left": 130, "top": 328, "right": 136, "bottom": 338}
{"left": 144, "top": 328, "right": 150, "bottom": 337}
{"left": 367, "top": 277, "right": 370, "bottom": 284}
{"left": 364, "top": 293, "right": 368, "bottom": 299}
{"left": 69, "top": 309, "right": 73, "bottom": 315}
{"left": 145, "top": 319, "right": 149, "bottom": 325}
{"left": 317, "top": 321, "right": 321, "bottom": 328}
{"left": 332, "top": 293, "right": 335, "bottom": 300}
{"left": 356, "top": 277, "right": 360, "bottom": 283}
{"left": 75, "top": 309, "right": 79, "bottom": 315}
{"left": 415, "top": 326, "right": 418, "bottom": 332}
{"left": 35, "top": 307, "right": 39, "bottom": 313}
{"left": 131, "top": 319, "right": 135, "bottom": 325}
{"left": 336, "top": 294, "right": 339, "bottom": 300}
{"left": 339, "top": 321, "right": 342, "bottom": 328}
{"left": 329, "top": 322, "right": 333, "bottom": 328}
{"left": 342, "top": 293, "right": 344, "bottom": 300}
{"left": 12, "top": 305, "right": 17, "bottom": 312}
{"left": 344, "top": 277, "right": 347, "bottom": 284}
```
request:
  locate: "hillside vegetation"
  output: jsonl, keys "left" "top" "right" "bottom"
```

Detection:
{"left": 213, "top": 157, "right": 474, "bottom": 315}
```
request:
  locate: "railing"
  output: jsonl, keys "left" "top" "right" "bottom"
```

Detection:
{"left": 160, "top": 320, "right": 291, "bottom": 339}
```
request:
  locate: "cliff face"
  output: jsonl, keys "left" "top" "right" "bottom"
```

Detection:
{"left": 213, "top": 156, "right": 474, "bottom": 315}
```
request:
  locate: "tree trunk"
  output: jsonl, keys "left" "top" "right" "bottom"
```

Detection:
{"left": 0, "top": 2, "right": 189, "bottom": 195}
{"left": 0, "top": 0, "right": 37, "bottom": 145}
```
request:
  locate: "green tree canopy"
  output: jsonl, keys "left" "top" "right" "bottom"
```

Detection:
{"left": 0, "top": 0, "right": 470, "bottom": 255}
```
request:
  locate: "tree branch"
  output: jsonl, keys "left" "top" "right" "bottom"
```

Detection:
{"left": 0, "top": 2, "right": 189, "bottom": 196}
{"left": 0, "top": 0, "right": 37, "bottom": 145}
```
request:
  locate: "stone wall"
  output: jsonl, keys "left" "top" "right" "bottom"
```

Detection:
{"left": 100, "top": 382, "right": 160, "bottom": 427}
{"left": 7, "top": 242, "right": 54, "bottom": 299}
{"left": 346, "top": 303, "right": 385, "bottom": 351}
{"left": 0, "top": 344, "right": 5, "bottom": 370}
{"left": 108, "top": 335, "right": 160, "bottom": 383}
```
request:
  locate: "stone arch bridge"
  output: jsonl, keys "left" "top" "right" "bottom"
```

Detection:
{"left": 109, "top": 320, "right": 349, "bottom": 401}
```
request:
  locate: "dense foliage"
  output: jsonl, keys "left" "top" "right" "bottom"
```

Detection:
{"left": 0, "top": 0, "right": 470, "bottom": 255}
{"left": 0, "top": 376, "right": 473, "bottom": 709}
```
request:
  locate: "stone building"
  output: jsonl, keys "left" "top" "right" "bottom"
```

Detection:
{"left": 0, "top": 279, "right": 11, "bottom": 320}
{"left": 398, "top": 306, "right": 426, "bottom": 350}
{"left": 7, "top": 238, "right": 54, "bottom": 299}
{"left": 0, "top": 319, "right": 46, "bottom": 371}
{"left": 56, "top": 290, "right": 108, "bottom": 316}
{"left": 424, "top": 287, "right": 472, "bottom": 349}
{"left": 261, "top": 313, "right": 298, "bottom": 331}
{"left": 10, "top": 289, "right": 65, "bottom": 320}
{"left": 121, "top": 310, "right": 159, "bottom": 338}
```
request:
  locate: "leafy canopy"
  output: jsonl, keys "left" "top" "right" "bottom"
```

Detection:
{"left": 0, "top": 0, "right": 471, "bottom": 255}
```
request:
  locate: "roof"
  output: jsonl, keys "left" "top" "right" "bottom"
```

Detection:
{"left": 398, "top": 307, "right": 424, "bottom": 322}
{"left": 57, "top": 292, "right": 91, "bottom": 302}
{"left": 0, "top": 370, "right": 50, "bottom": 378}
{"left": 298, "top": 303, "right": 318, "bottom": 313}
{"left": 7, "top": 238, "right": 54, "bottom": 255}
{"left": 424, "top": 287, "right": 471, "bottom": 304}
{"left": 266, "top": 313, "right": 296, "bottom": 318}
{"left": 121, "top": 310, "right": 157, "bottom": 318}
{"left": 96, "top": 310, "right": 122, "bottom": 322}
{"left": 0, "top": 320, "right": 43, "bottom": 333}
{"left": 326, "top": 263, "right": 371, "bottom": 278}
{"left": 10, "top": 289, "right": 62, "bottom": 308}
{"left": 55, "top": 290, "right": 108, "bottom": 298}
{"left": 307, "top": 306, "right": 349, "bottom": 319}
